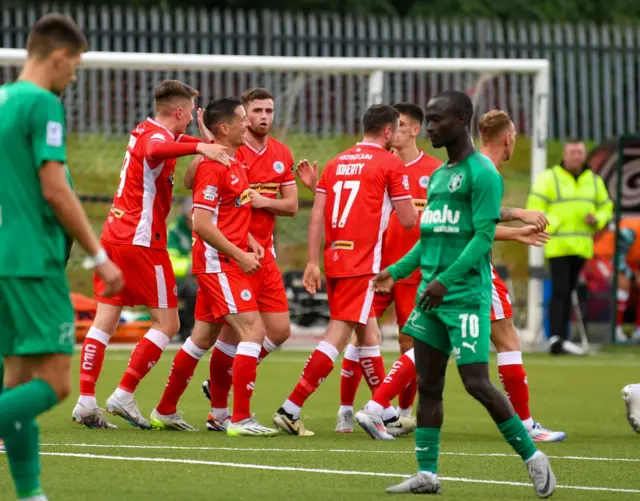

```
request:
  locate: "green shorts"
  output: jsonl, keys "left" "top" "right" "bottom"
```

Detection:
{"left": 0, "top": 270, "right": 75, "bottom": 357}
{"left": 402, "top": 306, "right": 491, "bottom": 365}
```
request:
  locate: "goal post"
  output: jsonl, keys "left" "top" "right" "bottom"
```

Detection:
{"left": 0, "top": 48, "right": 550, "bottom": 347}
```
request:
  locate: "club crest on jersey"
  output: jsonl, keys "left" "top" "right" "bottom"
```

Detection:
{"left": 448, "top": 173, "right": 464, "bottom": 193}
{"left": 235, "top": 189, "right": 251, "bottom": 207}
{"left": 203, "top": 185, "right": 218, "bottom": 201}
{"left": 240, "top": 289, "right": 252, "bottom": 301}
{"left": 273, "top": 161, "right": 285, "bottom": 174}
{"left": 419, "top": 176, "right": 431, "bottom": 189}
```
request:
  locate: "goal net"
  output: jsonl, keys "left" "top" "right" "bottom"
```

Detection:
{"left": 0, "top": 49, "right": 550, "bottom": 347}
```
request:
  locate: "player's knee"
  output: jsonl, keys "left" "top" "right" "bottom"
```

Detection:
{"left": 417, "top": 372, "right": 444, "bottom": 401}
{"left": 461, "top": 376, "right": 492, "bottom": 400}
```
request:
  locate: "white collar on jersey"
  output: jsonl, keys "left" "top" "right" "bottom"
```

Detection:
{"left": 404, "top": 151, "right": 424, "bottom": 167}
{"left": 243, "top": 137, "right": 268, "bottom": 156}
{"left": 356, "top": 141, "right": 384, "bottom": 149}
{"left": 146, "top": 117, "right": 175, "bottom": 139}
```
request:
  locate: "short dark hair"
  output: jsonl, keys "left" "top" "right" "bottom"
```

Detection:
{"left": 27, "top": 13, "right": 88, "bottom": 59}
{"left": 392, "top": 103, "right": 424, "bottom": 124}
{"left": 203, "top": 97, "right": 243, "bottom": 134}
{"left": 241, "top": 88, "right": 274, "bottom": 106}
{"left": 362, "top": 104, "right": 400, "bottom": 135}
{"left": 433, "top": 90, "right": 474, "bottom": 126}
{"left": 154, "top": 80, "right": 199, "bottom": 108}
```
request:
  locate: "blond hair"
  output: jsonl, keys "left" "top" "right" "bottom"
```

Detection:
{"left": 479, "top": 110, "right": 513, "bottom": 143}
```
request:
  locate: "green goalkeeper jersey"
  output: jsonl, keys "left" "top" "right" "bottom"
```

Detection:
{"left": 0, "top": 80, "right": 69, "bottom": 278}
{"left": 388, "top": 151, "right": 503, "bottom": 310}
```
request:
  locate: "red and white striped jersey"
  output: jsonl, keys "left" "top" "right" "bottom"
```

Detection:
{"left": 317, "top": 142, "right": 412, "bottom": 278}
{"left": 101, "top": 118, "right": 187, "bottom": 248}
{"left": 381, "top": 151, "right": 441, "bottom": 284}
{"left": 237, "top": 137, "right": 296, "bottom": 263}
{"left": 191, "top": 156, "right": 252, "bottom": 274}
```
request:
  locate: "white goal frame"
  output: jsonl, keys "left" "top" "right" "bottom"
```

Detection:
{"left": 0, "top": 48, "right": 550, "bottom": 347}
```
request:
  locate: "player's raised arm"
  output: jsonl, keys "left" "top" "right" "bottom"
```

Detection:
{"left": 184, "top": 154, "right": 203, "bottom": 189}
{"left": 436, "top": 162, "right": 503, "bottom": 291}
{"left": 248, "top": 182, "right": 299, "bottom": 217}
{"left": 296, "top": 159, "right": 319, "bottom": 194}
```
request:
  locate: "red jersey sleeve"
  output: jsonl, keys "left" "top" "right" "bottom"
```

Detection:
{"left": 281, "top": 147, "right": 296, "bottom": 186}
{"left": 386, "top": 157, "right": 412, "bottom": 201}
{"left": 316, "top": 164, "right": 328, "bottom": 194}
{"left": 193, "top": 160, "right": 225, "bottom": 213}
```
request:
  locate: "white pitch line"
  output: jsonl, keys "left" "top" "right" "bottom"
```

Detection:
{"left": 40, "top": 442, "right": 640, "bottom": 463}
{"left": 36, "top": 450, "right": 640, "bottom": 494}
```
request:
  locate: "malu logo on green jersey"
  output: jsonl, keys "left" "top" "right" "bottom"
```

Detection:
{"left": 448, "top": 173, "right": 464, "bottom": 193}
{"left": 421, "top": 204, "right": 461, "bottom": 225}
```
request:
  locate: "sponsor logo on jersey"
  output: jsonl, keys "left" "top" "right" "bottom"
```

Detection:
{"left": 109, "top": 206, "right": 125, "bottom": 218}
{"left": 402, "top": 175, "right": 410, "bottom": 190}
{"left": 273, "top": 160, "right": 285, "bottom": 174}
{"left": 240, "top": 289, "right": 252, "bottom": 301}
{"left": 46, "top": 121, "right": 63, "bottom": 147}
{"left": 448, "top": 173, "right": 464, "bottom": 193}
{"left": 419, "top": 175, "right": 431, "bottom": 188}
{"left": 330, "top": 240, "right": 355, "bottom": 250}
{"left": 235, "top": 189, "right": 251, "bottom": 207}
{"left": 203, "top": 185, "right": 218, "bottom": 201}
{"left": 421, "top": 204, "right": 461, "bottom": 233}
{"left": 412, "top": 199, "right": 427, "bottom": 210}
{"left": 338, "top": 153, "right": 373, "bottom": 161}
{"left": 250, "top": 182, "right": 280, "bottom": 194}
{"left": 230, "top": 174, "right": 239, "bottom": 185}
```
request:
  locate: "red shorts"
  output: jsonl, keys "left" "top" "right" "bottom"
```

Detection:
{"left": 490, "top": 268, "right": 513, "bottom": 322}
{"left": 247, "top": 258, "right": 289, "bottom": 313}
{"left": 195, "top": 269, "right": 258, "bottom": 323}
{"left": 372, "top": 281, "right": 418, "bottom": 327}
{"left": 325, "top": 275, "right": 375, "bottom": 325}
{"left": 95, "top": 241, "right": 177, "bottom": 309}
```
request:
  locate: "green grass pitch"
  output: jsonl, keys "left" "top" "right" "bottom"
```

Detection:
{"left": 1, "top": 349, "right": 639, "bottom": 500}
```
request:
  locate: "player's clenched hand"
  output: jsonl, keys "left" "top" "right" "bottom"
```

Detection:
{"left": 303, "top": 263, "right": 322, "bottom": 295}
{"left": 514, "top": 225, "right": 551, "bottom": 247}
{"left": 296, "top": 159, "right": 318, "bottom": 192}
{"left": 197, "top": 108, "right": 215, "bottom": 144}
{"left": 95, "top": 259, "right": 124, "bottom": 297}
{"left": 196, "top": 143, "right": 230, "bottom": 166}
{"left": 247, "top": 189, "right": 269, "bottom": 209}
{"left": 418, "top": 279, "right": 448, "bottom": 310}
{"left": 237, "top": 251, "right": 261, "bottom": 275}
{"left": 519, "top": 209, "right": 548, "bottom": 232}
{"left": 248, "top": 233, "right": 265, "bottom": 260}
{"left": 371, "top": 269, "right": 395, "bottom": 294}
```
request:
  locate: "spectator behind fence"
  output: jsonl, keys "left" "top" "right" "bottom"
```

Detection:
{"left": 168, "top": 196, "right": 197, "bottom": 339}
{"left": 527, "top": 140, "right": 613, "bottom": 355}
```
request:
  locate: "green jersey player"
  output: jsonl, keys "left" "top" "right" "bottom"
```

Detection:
{"left": 0, "top": 14, "right": 123, "bottom": 501}
{"left": 375, "top": 91, "right": 556, "bottom": 499}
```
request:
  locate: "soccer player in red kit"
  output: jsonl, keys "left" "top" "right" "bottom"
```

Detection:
{"left": 356, "top": 110, "right": 566, "bottom": 442}
{"left": 335, "top": 103, "right": 440, "bottom": 434}
{"left": 72, "top": 80, "right": 229, "bottom": 429}
{"left": 192, "top": 89, "right": 301, "bottom": 431}
{"left": 272, "top": 104, "right": 418, "bottom": 436}
{"left": 150, "top": 98, "right": 278, "bottom": 436}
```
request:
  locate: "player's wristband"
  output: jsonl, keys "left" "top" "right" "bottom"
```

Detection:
{"left": 82, "top": 248, "right": 108, "bottom": 270}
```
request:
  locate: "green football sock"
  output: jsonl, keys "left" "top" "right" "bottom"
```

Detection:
{"left": 0, "top": 379, "right": 57, "bottom": 438}
{"left": 0, "top": 357, "right": 4, "bottom": 395}
{"left": 4, "top": 418, "right": 42, "bottom": 499}
{"left": 498, "top": 415, "right": 537, "bottom": 461}
{"left": 415, "top": 427, "right": 441, "bottom": 474}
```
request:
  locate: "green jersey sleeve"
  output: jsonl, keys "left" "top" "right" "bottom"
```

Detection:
{"left": 471, "top": 163, "right": 503, "bottom": 224}
{"left": 31, "top": 92, "right": 67, "bottom": 168}
{"left": 388, "top": 241, "right": 422, "bottom": 281}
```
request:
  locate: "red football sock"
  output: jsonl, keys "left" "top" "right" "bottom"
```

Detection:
{"left": 79, "top": 327, "right": 110, "bottom": 397}
{"left": 497, "top": 351, "right": 531, "bottom": 422}
{"left": 231, "top": 342, "right": 261, "bottom": 423}
{"left": 359, "top": 346, "right": 386, "bottom": 395}
{"left": 288, "top": 341, "right": 339, "bottom": 408}
{"left": 372, "top": 350, "right": 416, "bottom": 408}
{"left": 618, "top": 289, "right": 629, "bottom": 326}
{"left": 397, "top": 352, "right": 417, "bottom": 410}
{"left": 119, "top": 329, "right": 170, "bottom": 393}
{"left": 156, "top": 338, "right": 206, "bottom": 415}
{"left": 209, "top": 341, "right": 236, "bottom": 409}
{"left": 340, "top": 344, "right": 363, "bottom": 407}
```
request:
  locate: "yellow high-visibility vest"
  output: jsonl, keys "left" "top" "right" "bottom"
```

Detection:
{"left": 526, "top": 165, "right": 613, "bottom": 259}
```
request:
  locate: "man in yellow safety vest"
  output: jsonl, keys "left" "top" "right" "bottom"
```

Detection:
{"left": 527, "top": 140, "right": 613, "bottom": 355}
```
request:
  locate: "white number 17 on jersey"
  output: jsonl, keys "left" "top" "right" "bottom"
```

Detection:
{"left": 331, "top": 180, "right": 360, "bottom": 228}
